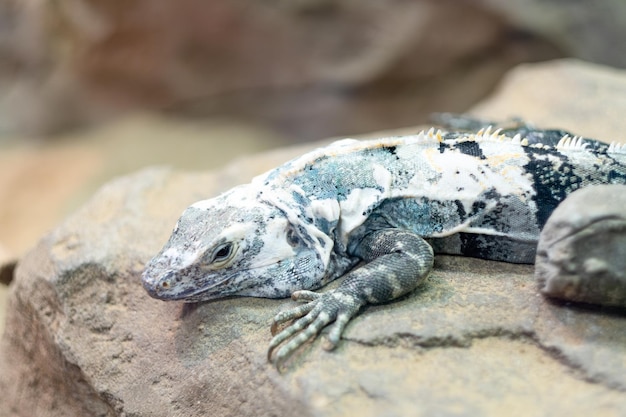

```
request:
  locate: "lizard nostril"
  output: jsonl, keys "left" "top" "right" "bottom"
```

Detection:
{"left": 161, "top": 282, "right": 170, "bottom": 289}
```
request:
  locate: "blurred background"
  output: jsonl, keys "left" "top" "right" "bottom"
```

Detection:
{"left": 1, "top": 0, "right": 626, "bottom": 298}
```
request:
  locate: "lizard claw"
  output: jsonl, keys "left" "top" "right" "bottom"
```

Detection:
{"left": 267, "top": 289, "right": 363, "bottom": 368}
{"left": 269, "top": 290, "right": 320, "bottom": 335}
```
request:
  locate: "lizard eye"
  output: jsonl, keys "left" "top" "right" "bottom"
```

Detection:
{"left": 207, "top": 242, "right": 237, "bottom": 268}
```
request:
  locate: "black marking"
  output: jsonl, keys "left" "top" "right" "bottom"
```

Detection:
{"left": 384, "top": 146, "right": 398, "bottom": 155}
{"left": 609, "top": 167, "right": 626, "bottom": 183}
{"left": 458, "top": 233, "right": 536, "bottom": 263}
{"left": 471, "top": 199, "right": 487, "bottom": 213}
{"left": 456, "top": 140, "right": 486, "bottom": 159}
{"left": 287, "top": 226, "right": 301, "bottom": 247}
{"left": 522, "top": 147, "right": 577, "bottom": 227}
{"left": 453, "top": 199, "right": 466, "bottom": 218}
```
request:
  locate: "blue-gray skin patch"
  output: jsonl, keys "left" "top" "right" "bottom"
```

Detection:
{"left": 142, "top": 123, "right": 626, "bottom": 367}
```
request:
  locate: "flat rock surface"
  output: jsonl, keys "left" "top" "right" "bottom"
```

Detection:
{"left": 1, "top": 59, "right": 626, "bottom": 417}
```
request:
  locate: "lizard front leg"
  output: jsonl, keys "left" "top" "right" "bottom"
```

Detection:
{"left": 268, "top": 229, "right": 434, "bottom": 367}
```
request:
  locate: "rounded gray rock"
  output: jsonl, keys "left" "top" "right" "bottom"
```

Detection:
{"left": 536, "top": 184, "right": 626, "bottom": 307}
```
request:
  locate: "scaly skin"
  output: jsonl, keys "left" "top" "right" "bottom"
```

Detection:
{"left": 142, "top": 117, "right": 626, "bottom": 367}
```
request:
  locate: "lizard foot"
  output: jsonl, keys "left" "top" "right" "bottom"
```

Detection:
{"left": 267, "top": 289, "right": 363, "bottom": 367}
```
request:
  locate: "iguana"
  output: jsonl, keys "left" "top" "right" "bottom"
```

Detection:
{"left": 142, "top": 116, "right": 626, "bottom": 366}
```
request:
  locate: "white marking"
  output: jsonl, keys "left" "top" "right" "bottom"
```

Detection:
{"left": 372, "top": 164, "right": 393, "bottom": 190}
{"left": 310, "top": 198, "right": 340, "bottom": 223}
{"left": 250, "top": 227, "right": 298, "bottom": 268}
{"left": 338, "top": 187, "right": 383, "bottom": 245}
{"left": 329, "top": 138, "right": 359, "bottom": 147}
{"left": 163, "top": 246, "right": 197, "bottom": 267}
{"left": 258, "top": 184, "right": 335, "bottom": 270}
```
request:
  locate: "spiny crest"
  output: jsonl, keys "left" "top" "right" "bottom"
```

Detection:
{"left": 458, "top": 127, "right": 625, "bottom": 155}
{"left": 556, "top": 134, "right": 587, "bottom": 150}
{"left": 609, "top": 141, "right": 626, "bottom": 154}
{"left": 423, "top": 127, "right": 444, "bottom": 142}
{"left": 259, "top": 125, "right": 626, "bottom": 187}
{"left": 439, "top": 125, "right": 533, "bottom": 147}
{"left": 556, "top": 134, "right": 626, "bottom": 155}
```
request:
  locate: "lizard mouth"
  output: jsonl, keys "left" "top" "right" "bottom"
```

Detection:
{"left": 143, "top": 267, "right": 239, "bottom": 302}
{"left": 172, "top": 272, "right": 240, "bottom": 302}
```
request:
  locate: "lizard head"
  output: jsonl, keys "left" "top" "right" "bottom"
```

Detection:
{"left": 142, "top": 185, "right": 329, "bottom": 302}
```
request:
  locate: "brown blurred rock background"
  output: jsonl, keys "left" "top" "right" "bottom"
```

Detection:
{"left": 0, "top": 0, "right": 569, "bottom": 136}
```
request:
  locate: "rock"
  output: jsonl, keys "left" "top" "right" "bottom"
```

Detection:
{"left": 477, "top": 0, "right": 626, "bottom": 68}
{"left": 0, "top": 165, "right": 314, "bottom": 417}
{"left": 0, "top": 0, "right": 561, "bottom": 137}
{"left": 1, "top": 59, "right": 626, "bottom": 416}
{"left": 0, "top": 114, "right": 289, "bottom": 260}
{"left": 471, "top": 59, "right": 626, "bottom": 140}
{"left": 536, "top": 185, "right": 626, "bottom": 307}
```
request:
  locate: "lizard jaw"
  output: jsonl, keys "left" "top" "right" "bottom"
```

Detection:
{"left": 142, "top": 269, "right": 238, "bottom": 302}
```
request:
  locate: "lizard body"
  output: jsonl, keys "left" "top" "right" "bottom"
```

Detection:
{"left": 142, "top": 120, "right": 626, "bottom": 365}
